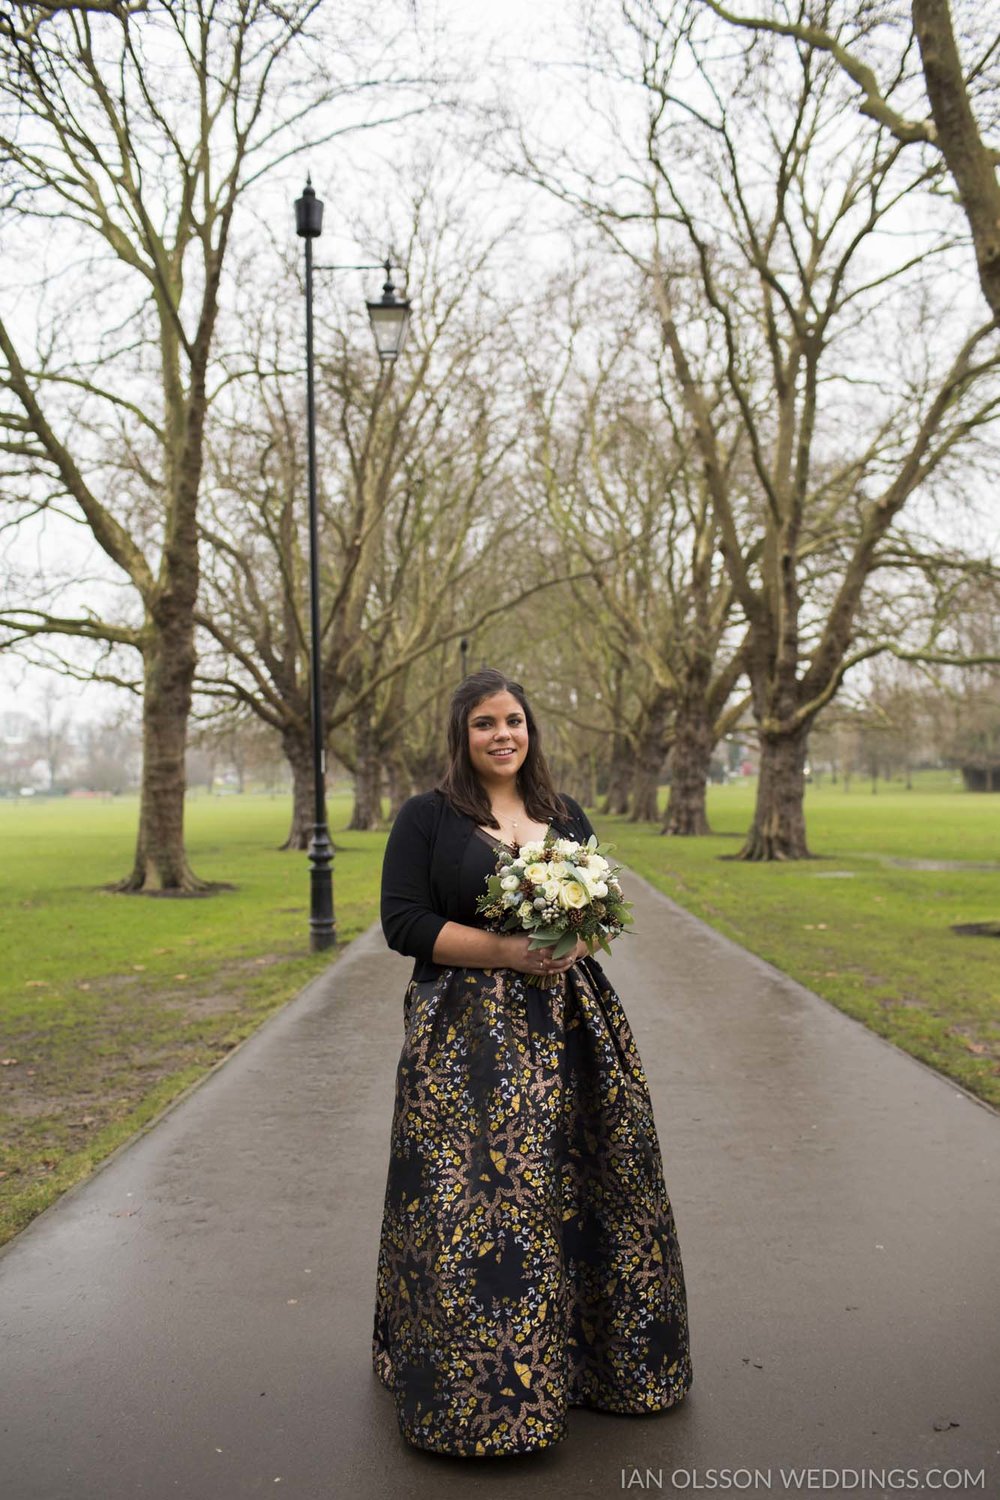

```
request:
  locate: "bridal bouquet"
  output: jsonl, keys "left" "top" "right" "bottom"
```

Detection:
{"left": 476, "top": 833, "right": 634, "bottom": 989}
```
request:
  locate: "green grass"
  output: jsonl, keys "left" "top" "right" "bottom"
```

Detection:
{"left": 0, "top": 789, "right": 384, "bottom": 1246}
{"left": 602, "top": 773, "right": 1000, "bottom": 1112}
{"left": 2, "top": 772, "right": 998, "bottom": 1249}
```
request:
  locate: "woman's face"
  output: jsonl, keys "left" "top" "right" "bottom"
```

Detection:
{"left": 467, "top": 690, "right": 529, "bottom": 789}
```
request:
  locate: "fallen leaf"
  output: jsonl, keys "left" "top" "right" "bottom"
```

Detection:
{"left": 25, "top": 980, "right": 48, "bottom": 988}
{"left": 1, "top": 1058, "right": 19, "bottom": 1067}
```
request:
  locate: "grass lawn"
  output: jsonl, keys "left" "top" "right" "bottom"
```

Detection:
{"left": 2, "top": 772, "right": 997, "bottom": 1248}
{"left": 603, "top": 773, "right": 1000, "bottom": 1114}
{"left": 0, "top": 789, "right": 383, "bottom": 1247}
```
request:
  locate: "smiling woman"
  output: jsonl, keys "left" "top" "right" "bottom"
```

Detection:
{"left": 372, "top": 666, "right": 693, "bottom": 1457}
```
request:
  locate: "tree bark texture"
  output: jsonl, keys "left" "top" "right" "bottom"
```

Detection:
{"left": 280, "top": 726, "right": 315, "bottom": 852}
{"left": 739, "top": 728, "right": 812, "bottom": 860}
{"left": 348, "top": 697, "right": 382, "bottom": 830}
{"left": 629, "top": 689, "right": 672, "bottom": 822}
{"left": 116, "top": 620, "right": 207, "bottom": 892}
{"left": 911, "top": 0, "right": 1000, "bottom": 326}
{"left": 663, "top": 702, "right": 713, "bottom": 836}
{"left": 602, "top": 727, "right": 634, "bottom": 816}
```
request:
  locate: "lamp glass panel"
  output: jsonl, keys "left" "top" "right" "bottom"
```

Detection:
{"left": 367, "top": 303, "right": 410, "bottom": 360}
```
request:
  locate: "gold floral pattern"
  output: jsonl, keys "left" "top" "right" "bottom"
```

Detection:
{"left": 371, "top": 956, "right": 693, "bottom": 1456}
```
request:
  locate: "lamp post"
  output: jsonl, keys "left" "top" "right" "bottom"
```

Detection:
{"left": 294, "top": 176, "right": 410, "bottom": 952}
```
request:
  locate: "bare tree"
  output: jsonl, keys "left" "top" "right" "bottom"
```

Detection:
{"left": 192, "top": 208, "right": 603, "bottom": 847}
{"left": 525, "top": 288, "right": 750, "bottom": 833}
{"left": 0, "top": 0, "right": 427, "bottom": 889}
{"left": 701, "top": 0, "right": 1000, "bottom": 326}
{"left": 516, "top": 3, "right": 1000, "bottom": 857}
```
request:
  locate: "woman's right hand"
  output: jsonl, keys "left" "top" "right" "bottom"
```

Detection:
{"left": 501, "top": 932, "right": 580, "bottom": 977}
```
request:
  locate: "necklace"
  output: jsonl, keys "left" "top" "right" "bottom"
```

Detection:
{"left": 489, "top": 804, "right": 549, "bottom": 850}
{"left": 497, "top": 809, "right": 522, "bottom": 847}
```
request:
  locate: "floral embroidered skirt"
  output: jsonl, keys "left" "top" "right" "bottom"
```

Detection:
{"left": 371, "top": 956, "right": 693, "bottom": 1457}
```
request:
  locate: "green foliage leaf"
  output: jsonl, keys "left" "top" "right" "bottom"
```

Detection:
{"left": 551, "top": 930, "right": 579, "bottom": 959}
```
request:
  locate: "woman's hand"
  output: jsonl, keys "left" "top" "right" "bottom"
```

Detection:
{"left": 501, "top": 932, "right": 592, "bottom": 976}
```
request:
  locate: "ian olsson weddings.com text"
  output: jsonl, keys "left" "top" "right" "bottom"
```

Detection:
{"left": 619, "top": 1467, "right": 988, "bottom": 1494}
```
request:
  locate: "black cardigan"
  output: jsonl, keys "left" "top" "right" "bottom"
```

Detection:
{"left": 380, "top": 787, "right": 607, "bottom": 984}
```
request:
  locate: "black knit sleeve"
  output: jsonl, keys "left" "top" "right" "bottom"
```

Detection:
{"left": 380, "top": 794, "right": 449, "bottom": 963}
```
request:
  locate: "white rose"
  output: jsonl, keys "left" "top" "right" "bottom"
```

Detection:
{"left": 575, "top": 867, "right": 602, "bottom": 896}
{"left": 501, "top": 874, "right": 522, "bottom": 892}
{"left": 553, "top": 838, "right": 578, "bottom": 856}
{"left": 519, "top": 840, "right": 545, "bottom": 860}
{"left": 543, "top": 879, "right": 562, "bottom": 903}
{"left": 525, "top": 864, "right": 549, "bottom": 885}
{"left": 557, "top": 879, "right": 589, "bottom": 910}
{"left": 518, "top": 900, "right": 535, "bottom": 921}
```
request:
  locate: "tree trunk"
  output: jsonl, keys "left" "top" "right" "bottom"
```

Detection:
{"left": 630, "top": 688, "right": 672, "bottom": 822}
{"left": 386, "top": 755, "right": 412, "bottom": 819}
{"left": 911, "top": 0, "right": 1000, "bottom": 327}
{"left": 115, "top": 626, "right": 209, "bottom": 892}
{"left": 349, "top": 704, "right": 382, "bottom": 830}
{"left": 738, "top": 728, "right": 812, "bottom": 860}
{"left": 280, "top": 726, "right": 315, "bottom": 852}
{"left": 602, "top": 729, "right": 633, "bottom": 815}
{"left": 663, "top": 705, "right": 713, "bottom": 836}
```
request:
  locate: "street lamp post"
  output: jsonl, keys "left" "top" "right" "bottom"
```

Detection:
{"left": 294, "top": 177, "right": 411, "bottom": 954}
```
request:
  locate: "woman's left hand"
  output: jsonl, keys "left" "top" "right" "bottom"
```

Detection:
{"left": 532, "top": 934, "right": 592, "bottom": 973}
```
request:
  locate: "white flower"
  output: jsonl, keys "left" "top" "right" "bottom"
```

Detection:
{"left": 518, "top": 839, "right": 546, "bottom": 860}
{"left": 553, "top": 838, "right": 578, "bottom": 856}
{"left": 518, "top": 900, "right": 535, "bottom": 921}
{"left": 557, "top": 879, "right": 589, "bottom": 910}
{"left": 542, "top": 878, "right": 562, "bottom": 903}
{"left": 575, "top": 866, "right": 605, "bottom": 897}
{"left": 525, "top": 864, "right": 549, "bottom": 886}
{"left": 500, "top": 873, "right": 522, "bottom": 892}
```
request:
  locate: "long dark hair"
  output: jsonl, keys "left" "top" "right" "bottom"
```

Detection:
{"left": 433, "top": 668, "right": 570, "bottom": 830}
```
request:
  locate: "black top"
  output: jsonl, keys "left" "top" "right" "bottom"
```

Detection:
{"left": 380, "top": 787, "right": 607, "bottom": 984}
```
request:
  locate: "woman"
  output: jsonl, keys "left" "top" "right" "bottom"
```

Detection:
{"left": 372, "top": 668, "right": 693, "bottom": 1457}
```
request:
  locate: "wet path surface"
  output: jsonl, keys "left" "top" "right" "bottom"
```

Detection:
{"left": 2, "top": 869, "right": 998, "bottom": 1498}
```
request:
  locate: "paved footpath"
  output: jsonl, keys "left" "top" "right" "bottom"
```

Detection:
{"left": 2, "top": 869, "right": 998, "bottom": 1500}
